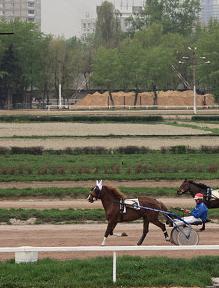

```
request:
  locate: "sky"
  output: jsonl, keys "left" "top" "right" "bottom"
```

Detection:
{"left": 41, "top": 0, "right": 106, "bottom": 38}
{"left": 41, "top": 0, "right": 145, "bottom": 39}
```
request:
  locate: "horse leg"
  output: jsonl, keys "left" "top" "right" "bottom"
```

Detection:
{"left": 150, "top": 219, "right": 170, "bottom": 241}
{"left": 137, "top": 216, "right": 149, "bottom": 246}
{"left": 109, "top": 222, "right": 127, "bottom": 237}
{"left": 199, "top": 222, "right": 205, "bottom": 231}
{"left": 101, "top": 221, "right": 117, "bottom": 246}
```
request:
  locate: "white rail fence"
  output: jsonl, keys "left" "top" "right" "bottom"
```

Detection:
{"left": 46, "top": 104, "right": 219, "bottom": 111}
{"left": 1, "top": 245, "right": 219, "bottom": 283}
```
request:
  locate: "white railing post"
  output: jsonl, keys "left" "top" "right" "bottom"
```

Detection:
{"left": 113, "top": 251, "right": 117, "bottom": 283}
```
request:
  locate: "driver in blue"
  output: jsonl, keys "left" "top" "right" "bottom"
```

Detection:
{"left": 174, "top": 193, "right": 208, "bottom": 229}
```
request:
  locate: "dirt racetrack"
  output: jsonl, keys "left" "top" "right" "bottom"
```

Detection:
{"left": 0, "top": 223, "right": 218, "bottom": 261}
{"left": 0, "top": 179, "right": 218, "bottom": 261}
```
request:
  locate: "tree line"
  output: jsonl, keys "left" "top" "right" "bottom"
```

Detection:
{"left": 0, "top": 0, "right": 219, "bottom": 108}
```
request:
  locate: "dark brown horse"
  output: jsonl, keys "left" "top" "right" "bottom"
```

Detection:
{"left": 177, "top": 179, "right": 219, "bottom": 231}
{"left": 177, "top": 179, "right": 219, "bottom": 209}
{"left": 88, "top": 180, "right": 170, "bottom": 246}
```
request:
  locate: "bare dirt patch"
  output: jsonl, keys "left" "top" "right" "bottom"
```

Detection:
{"left": 1, "top": 136, "right": 219, "bottom": 149}
{"left": 76, "top": 90, "right": 215, "bottom": 107}
{"left": 0, "top": 122, "right": 210, "bottom": 137}
{"left": 0, "top": 197, "right": 195, "bottom": 210}
{"left": 0, "top": 179, "right": 218, "bottom": 189}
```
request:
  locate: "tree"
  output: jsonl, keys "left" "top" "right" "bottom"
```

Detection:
{"left": 95, "top": 1, "right": 122, "bottom": 48}
{"left": 0, "top": 44, "right": 22, "bottom": 108}
{"left": 196, "top": 21, "right": 219, "bottom": 102}
{"left": 129, "top": 0, "right": 201, "bottom": 35}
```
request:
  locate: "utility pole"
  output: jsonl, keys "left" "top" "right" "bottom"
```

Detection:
{"left": 179, "top": 47, "right": 210, "bottom": 114}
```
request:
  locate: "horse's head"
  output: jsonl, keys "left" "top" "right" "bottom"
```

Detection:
{"left": 177, "top": 179, "right": 190, "bottom": 195}
{"left": 87, "top": 180, "right": 103, "bottom": 203}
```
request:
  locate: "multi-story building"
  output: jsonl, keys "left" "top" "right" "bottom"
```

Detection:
{"left": 0, "top": 0, "right": 41, "bottom": 29}
{"left": 201, "top": 0, "right": 219, "bottom": 24}
{"left": 81, "top": 13, "right": 96, "bottom": 40}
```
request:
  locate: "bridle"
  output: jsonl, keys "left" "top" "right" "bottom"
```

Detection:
{"left": 177, "top": 181, "right": 190, "bottom": 195}
{"left": 88, "top": 180, "right": 103, "bottom": 203}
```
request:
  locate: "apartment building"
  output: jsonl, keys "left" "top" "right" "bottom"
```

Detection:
{"left": 0, "top": 0, "right": 41, "bottom": 28}
{"left": 201, "top": 0, "right": 219, "bottom": 24}
{"left": 81, "top": 13, "right": 96, "bottom": 40}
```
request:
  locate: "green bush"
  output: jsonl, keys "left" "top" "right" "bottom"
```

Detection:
{"left": 0, "top": 115, "right": 163, "bottom": 123}
{"left": 11, "top": 146, "right": 44, "bottom": 155}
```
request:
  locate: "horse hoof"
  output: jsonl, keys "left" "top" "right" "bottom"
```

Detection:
{"left": 121, "top": 232, "right": 128, "bottom": 237}
{"left": 165, "top": 237, "right": 170, "bottom": 241}
{"left": 199, "top": 228, "right": 205, "bottom": 232}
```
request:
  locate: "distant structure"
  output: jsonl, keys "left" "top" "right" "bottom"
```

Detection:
{"left": 114, "top": 1, "right": 144, "bottom": 32}
{"left": 200, "top": 0, "right": 219, "bottom": 24}
{"left": 0, "top": 0, "right": 41, "bottom": 29}
{"left": 81, "top": 13, "right": 96, "bottom": 40}
{"left": 80, "top": 0, "right": 219, "bottom": 39}
{"left": 81, "top": 0, "right": 145, "bottom": 39}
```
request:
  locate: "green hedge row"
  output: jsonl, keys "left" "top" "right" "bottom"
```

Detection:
{"left": 0, "top": 115, "right": 163, "bottom": 122}
{"left": 1, "top": 145, "right": 219, "bottom": 155}
{"left": 192, "top": 115, "right": 219, "bottom": 121}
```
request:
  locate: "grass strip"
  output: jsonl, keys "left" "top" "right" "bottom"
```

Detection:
{"left": 0, "top": 256, "right": 218, "bottom": 287}
{"left": 0, "top": 152, "right": 219, "bottom": 181}
{"left": 0, "top": 187, "right": 178, "bottom": 198}
{"left": 0, "top": 208, "right": 105, "bottom": 224}
{"left": 0, "top": 208, "right": 218, "bottom": 224}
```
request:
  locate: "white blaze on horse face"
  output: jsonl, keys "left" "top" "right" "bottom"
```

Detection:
{"left": 96, "top": 180, "right": 103, "bottom": 191}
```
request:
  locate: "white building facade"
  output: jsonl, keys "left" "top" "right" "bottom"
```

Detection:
{"left": 81, "top": 13, "right": 96, "bottom": 40}
{"left": 201, "top": 0, "right": 219, "bottom": 24}
{"left": 0, "top": 0, "right": 41, "bottom": 28}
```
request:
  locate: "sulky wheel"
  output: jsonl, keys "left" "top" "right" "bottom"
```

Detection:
{"left": 170, "top": 227, "right": 180, "bottom": 245}
{"left": 177, "top": 227, "right": 199, "bottom": 245}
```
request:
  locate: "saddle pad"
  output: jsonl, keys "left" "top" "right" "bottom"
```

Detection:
{"left": 120, "top": 198, "right": 140, "bottom": 214}
{"left": 212, "top": 189, "right": 219, "bottom": 199}
{"left": 124, "top": 198, "right": 140, "bottom": 210}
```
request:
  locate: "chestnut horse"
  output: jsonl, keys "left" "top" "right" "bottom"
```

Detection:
{"left": 88, "top": 181, "right": 170, "bottom": 246}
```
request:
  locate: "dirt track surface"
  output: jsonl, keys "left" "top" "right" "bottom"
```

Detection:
{"left": 0, "top": 198, "right": 195, "bottom": 209}
{"left": 0, "top": 223, "right": 218, "bottom": 261}
{"left": 0, "top": 179, "right": 219, "bottom": 189}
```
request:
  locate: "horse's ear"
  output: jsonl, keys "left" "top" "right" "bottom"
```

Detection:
{"left": 96, "top": 180, "right": 103, "bottom": 191}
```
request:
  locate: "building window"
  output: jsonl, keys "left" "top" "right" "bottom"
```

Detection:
{"left": 28, "top": 10, "right": 35, "bottom": 15}
{"left": 28, "top": 2, "right": 35, "bottom": 7}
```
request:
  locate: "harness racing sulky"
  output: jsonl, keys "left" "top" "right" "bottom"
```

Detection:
{"left": 88, "top": 180, "right": 200, "bottom": 246}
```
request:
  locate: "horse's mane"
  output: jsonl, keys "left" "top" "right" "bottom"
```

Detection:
{"left": 189, "top": 180, "right": 209, "bottom": 190}
{"left": 104, "top": 185, "right": 126, "bottom": 199}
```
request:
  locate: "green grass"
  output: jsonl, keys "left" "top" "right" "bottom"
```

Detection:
{"left": 0, "top": 152, "right": 219, "bottom": 181}
{"left": 0, "top": 208, "right": 105, "bottom": 224}
{"left": 0, "top": 208, "right": 218, "bottom": 224}
{"left": 0, "top": 187, "right": 179, "bottom": 198}
{"left": 0, "top": 256, "right": 218, "bottom": 287}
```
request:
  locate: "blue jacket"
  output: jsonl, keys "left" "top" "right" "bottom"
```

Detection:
{"left": 191, "top": 202, "right": 208, "bottom": 222}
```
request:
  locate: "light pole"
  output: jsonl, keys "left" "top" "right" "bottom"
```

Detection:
{"left": 188, "top": 46, "right": 197, "bottom": 114}
{"left": 179, "top": 47, "right": 210, "bottom": 114}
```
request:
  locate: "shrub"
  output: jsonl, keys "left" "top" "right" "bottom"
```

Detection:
{"left": 11, "top": 146, "right": 43, "bottom": 155}
{"left": 0, "top": 147, "right": 10, "bottom": 154}
{"left": 201, "top": 146, "right": 219, "bottom": 153}
{"left": 208, "top": 165, "right": 218, "bottom": 173}
{"left": 116, "top": 146, "right": 150, "bottom": 154}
